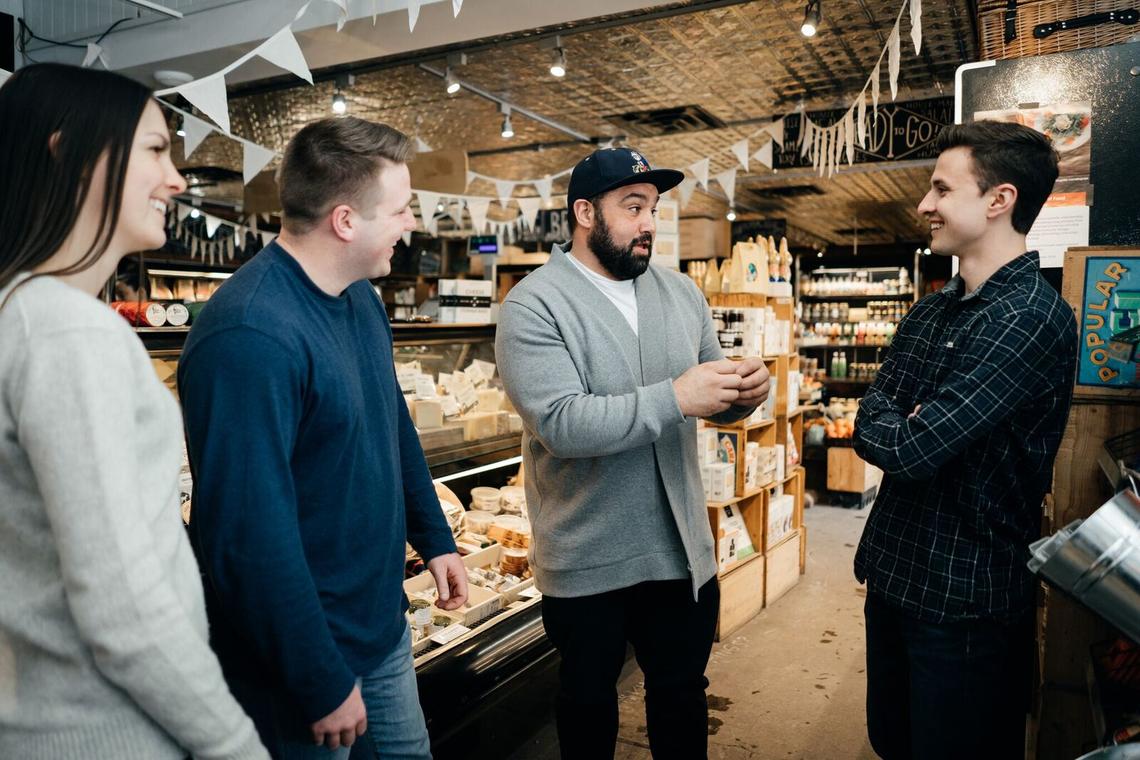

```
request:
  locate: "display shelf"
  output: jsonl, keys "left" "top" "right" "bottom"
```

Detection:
{"left": 799, "top": 343, "right": 893, "bottom": 350}
{"left": 716, "top": 550, "right": 764, "bottom": 580}
{"left": 798, "top": 292, "right": 913, "bottom": 301}
{"left": 822, "top": 378, "right": 875, "bottom": 386}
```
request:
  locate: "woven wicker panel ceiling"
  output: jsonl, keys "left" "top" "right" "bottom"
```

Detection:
{"left": 178, "top": 0, "right": 973, "bottom": 246}
{"left": 978, "top": 0, "right": 1139, "bottom": 61}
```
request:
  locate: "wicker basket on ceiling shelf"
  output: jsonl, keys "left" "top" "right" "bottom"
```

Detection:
{"left": 978, "top": 0, "right": 1139, "bottom": 60}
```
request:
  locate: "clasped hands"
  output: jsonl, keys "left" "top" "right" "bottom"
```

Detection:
{"left": 673, "top": 357, "right": 771, "bottom": 418}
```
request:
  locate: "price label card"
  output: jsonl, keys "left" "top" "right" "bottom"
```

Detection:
{"left": 414, "top": 375, "right": 437, "bottom": 398}
{"left": 519, "top": 587, "right": 542, "bottom": 600}
{"left": 471, "top": 359, "right": 496, "bottom": 381}
{"left": 430, "top": 623, "right": 470, "bottom": 645}
{"left": 440, "top": 396, "right": 461, "bottom": 418}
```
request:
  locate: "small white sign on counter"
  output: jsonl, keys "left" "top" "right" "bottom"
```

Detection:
{"left": 430, "top": 623, "right": 470, "bottom": 645}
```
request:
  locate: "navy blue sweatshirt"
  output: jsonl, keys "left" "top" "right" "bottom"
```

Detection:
{"left": 178, "top": 242, "right": 456, "bottom": 726}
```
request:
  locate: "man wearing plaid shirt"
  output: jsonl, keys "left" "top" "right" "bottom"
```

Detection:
{"left": 853, "top": 121, "right": 1077, "bottom": 759}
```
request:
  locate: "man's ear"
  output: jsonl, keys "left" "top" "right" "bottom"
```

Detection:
{"left": 987, "top": 183, "right": 1018, "bottom": 223}
{"left": 329, "top": 204, "right": 355, "bottom": 242}
{"left": 573, "top": 198, "right": 595, "bottom": 231}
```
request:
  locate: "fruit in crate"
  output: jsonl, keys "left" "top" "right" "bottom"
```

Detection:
{"left": 824, "top": 418, "right": 854, "bottom": 439}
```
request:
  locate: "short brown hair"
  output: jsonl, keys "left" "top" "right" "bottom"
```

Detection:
{"left": 277, "top": 117, "right": 413, "bottom": 234}
{"left": 935, "top": 120, "right": 1059, "bottom": 235}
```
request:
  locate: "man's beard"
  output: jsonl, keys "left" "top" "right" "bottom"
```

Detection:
{"left": 588, "top": 208, "right": 653, "bottom": 281}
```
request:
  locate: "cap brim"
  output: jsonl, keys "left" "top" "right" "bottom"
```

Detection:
{"left": 598, "top": 168, "right": 686, "bottom": 199}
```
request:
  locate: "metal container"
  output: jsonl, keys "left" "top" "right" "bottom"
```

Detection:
{"left": 1028, "top": 490, "right": 1140, "bottom": 643}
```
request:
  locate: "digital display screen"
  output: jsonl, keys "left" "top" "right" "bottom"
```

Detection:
{"left": 470, "top": 235, "right": 498, "bottom": 254}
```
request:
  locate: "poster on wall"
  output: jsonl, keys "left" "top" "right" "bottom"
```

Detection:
{"left": 1063, "top": 247, "right": 1140, "bottom": 400}
{"left": 975, "top": 103, "right": 1093, "bottom": 268}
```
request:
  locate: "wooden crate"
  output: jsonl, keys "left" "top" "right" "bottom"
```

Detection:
{"left": 708, "top": 491, "right": 765, "bottom": 575}
{"left": 799, "top": 522, "right": 808, "bottom": 575}
{"left": 680, "top": 216, "right": 730, "bottom": 261}
{"left": 715, "top": 552, "right": 765, "bottom": 640}
{"left": 764, "top": 529, "right": 801, "bottom": 607}
{"left": 827, "top": 446, "right": 883, "bottom": 493}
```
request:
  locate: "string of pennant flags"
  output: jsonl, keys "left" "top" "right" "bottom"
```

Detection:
{"left": 56, "top": 0, "right": 925, "bottom": 240}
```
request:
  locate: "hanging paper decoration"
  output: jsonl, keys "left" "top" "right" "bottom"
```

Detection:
{"left": 408, "top": 0, "right": 422, "bottom": 32}
{"left": 261, "top": 231, "right": 275, "bottom": 247}
{"left": 415, "top": 191, "right": 441, "bottom": 230}
{"left": 325, "top": 0, "right": 348, "bottom": 32}
{"left": 871, "top": 61, "right": 881, "bottom": 113}
{"left": 516, "top": 197, "right": 542, "bottom": 230}
{"left": 761, "top": 117, "right": 785, "bottom": 146}
{"left": 182, "top": 113, "right": 214, "bottom": 159}
{"left": 176, "top": 203, "right": 193, "bottom": 222}
{"left": 82, "top": 43, "right": 108, "bottom": 69}
{"left": 401, "top": 231, "right": 413, "bottom": 247}
{"left": 910, "top": 0, "right": 923, "bottom": 55}
{"left": 242, "top": 141, "right": 276, "bottom": 185}
{"left": 888, "top": 23, "right": 901, "bottom": 101}
{"left": 677, "top": 177, "right": 698, "bottom": 209}
{"left": 799, "top": 120, "right": 814, "bottom": 159}
{"left": 689, "top": 158, "right": 710, "bottom": 190}
{"left": 752, "top": 140, "right": 774, "bottom": 171}
{"left": 205, "top": 215, "right": 222, "bottom": 238}
{"left": 452, "top": 0, "right": 463, "bottom": 16}
{"left": 175, "top": 74, "right": 231, "bottom": 134}
{"left": 533, "top": 176, "right": 553, "bottom": 203}
{"left": 713, "top": 168, "right": 737, "bottom": 205}
{"left": 257, "top": 27, "right": 313, "bottom": 85}
{"left": 730, "top": 139, "right": 750, "bottom": 172}
{"left": 466, "top": 198, "right": 490, "bottom": 234}
{"left": 466, "top": 170, "right": 477, "bottom": 188}
{"left": 415, "top": 137, "right": 432, "bottom": 153}
{"left": 494, "top": 179, "right": 516, "bottom": 208}
{"left": 857, "top": 93, "right": 868, "bottom": 148}
{"left": 446, "top": 202, "right": 465, "bottom": 228}
{"left": 844, "top": 109, "right": 856, "bottom": 166}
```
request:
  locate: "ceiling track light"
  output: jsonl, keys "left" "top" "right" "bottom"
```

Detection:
{"left": 443, "top": 52, "right": 467, "bottom": 95}
{"left": 500, "top": 103, "right": 515, "bottom": 139}
{"left": 726, "top": 208, "right": 737, "bottom": 222}
{"left": 331, "top": 73, "right": 354, "bottom": 115}
{"left": 541, "top": 35, "right": 567, "bottom": 78}
{"left": 801, "top": 0, "right": 821, "bottom": 37}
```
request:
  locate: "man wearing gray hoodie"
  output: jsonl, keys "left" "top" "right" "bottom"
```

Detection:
{"left": 496, "top": 148, "right": 770, "bottom": 759}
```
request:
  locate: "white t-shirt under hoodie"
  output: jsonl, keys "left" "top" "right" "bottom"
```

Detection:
{"left": 567, "top": 249, "right": 639, "bottom": 336}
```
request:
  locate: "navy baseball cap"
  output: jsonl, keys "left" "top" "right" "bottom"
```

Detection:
{"left": 566, "top": 147, "right": 685, "bottom": 208}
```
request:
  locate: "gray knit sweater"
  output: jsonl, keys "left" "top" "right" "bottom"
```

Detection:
{"left": 0, "top": 275, "right": 267, "bottom": 760}
{"left": 496, "top": 246, "right": 750, "bottom": 599}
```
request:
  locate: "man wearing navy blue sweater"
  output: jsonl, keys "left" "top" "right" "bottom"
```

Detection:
{"left": 179, "top": 118, "right": 466, "bottom": 759}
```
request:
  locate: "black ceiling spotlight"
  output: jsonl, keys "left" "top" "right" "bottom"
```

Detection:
{"left": 801, "top": 0, "right": 822, "bottom": 37}
{"left": 1033, "top": 8, "right": 1139, "bottom": 39}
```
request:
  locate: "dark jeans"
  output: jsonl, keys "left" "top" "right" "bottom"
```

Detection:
{"left": 864, "top": 592, "right": 1034, "bottom": 760}
{"left": 541, "top": 577, "right": 720, "bottom": 760}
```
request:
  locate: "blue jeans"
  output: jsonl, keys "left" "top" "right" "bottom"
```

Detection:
{"left": 864, "top": 592, "right": 1034, "bottom": 760}
{"left": 241, "top": 626, "right": 431, "bottom": 760}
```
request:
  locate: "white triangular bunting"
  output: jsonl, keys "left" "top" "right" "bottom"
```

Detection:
{"left": 689, "top": 158, "right": 710, "bottom": 189}
{"left": 205, "top": 215, "right": 222, "bottom": 237}
{"left": 910, "top": 0, "right": 923, "bottom": 55}
{"left": 234, "top": 228, "right": 242, "bottom": 247}
{"left": 325, "top": 0, "right": 348, "bottom": 31}
{"left": 446, "top": 202, "right": 465, "bottom": 228}
{"left": 177, "top": 203, "right": 193, "bottom": 222}
{"left": 256, "top": 27, "right": 313, "bottom": 85}
{"left": 752, "top": 139, "right": 774, "bottom": 171}
{"left": 713, "top": 168, "right": 737, "bottom": 204}
{"left": 177, "top": 74, "right": 230, "bottom": 134}
{"left": 426, "top": 215, "right": 439, "bottom": 236}
{"left": 466, "top": 198, "right": 490, "bottom": 234}
{"left": 533, "top": 176, "right": 553, "bottom": 203}
{"left": 261, "top": 231, "right": 274, "bottom": 246}
{"left": 416, "top": 191, "right": 441, "bottom": 229}
{"left": 408, "top": 0, "right": 422, "bottom": 32}
{"left": 516, "top": 197, "right": 541, "bottom": 229}
{"left": 295, "top": 1, "right": 313, "bottom": 22}
{"left": 242, "top": 142, "right": 276, "bottom": 185}
{"left": 677, "top": 177, "right": 698, "bottom": 209}
{"left": 182, "top": 113, "right": 213, "bottom": 159}
{"left": 762, "top": 117, "right": 785, "bottom": 146}
{"left": 494, "top": 180, "right": 516, "bottom": 208}
{"left": 452, "top": 0, "right": 463, "bottom": 16}
{"left": 857, "top": 93, "right": 867, "bottom": 147}
{"left": 730, "top": 139, "right": 750, "bottom": 171}
{"left": 415, "top": 137, "right": 432, "bottom": 153}
{"left": 800, "top": 120, "right": 813, "bottom": 158}
{"left": 846, "top": 110, "right": 856, "bottom": 166}
{"left": 82, "top": 43, "right": 103, "bottom": 69}
{"left": 466, "top": 171, "right": 477, "bottom": 187}
{"left": 401, "top": 230, "right": 413, "bottom": 247}
{"left": 871, "top": 62, "right": 881, "bottom": 113}
{"left": 888, "top": 23, "right": 901, "bottom": 101}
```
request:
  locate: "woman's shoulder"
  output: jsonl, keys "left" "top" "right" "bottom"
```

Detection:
{"left": 3, "top": 276, "right": 133, "bottom": 341}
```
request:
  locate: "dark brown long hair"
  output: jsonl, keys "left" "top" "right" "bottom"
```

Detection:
{"left": 0, "top": 63, "right": 153, "bottom": 296}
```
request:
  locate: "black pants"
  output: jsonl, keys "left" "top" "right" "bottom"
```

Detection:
{"left": 540, "top": 577, "right": 720, "bottom": 760}
{"left": 864, "top": 592, "right": 1034, "bottom": 760}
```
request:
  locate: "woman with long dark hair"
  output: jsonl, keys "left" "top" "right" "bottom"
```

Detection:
{"left": 0, "top": 64, "right": 268, "bottom": 759}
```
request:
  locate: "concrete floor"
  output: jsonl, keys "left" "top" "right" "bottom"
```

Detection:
{"left": 612, "top": 505, "right": 876, "bottom": 760}
{"left": 484, "top": 505, "right": 877, "bottom": 760}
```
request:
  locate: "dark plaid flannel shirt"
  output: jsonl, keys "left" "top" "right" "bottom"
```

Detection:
{"left": 853, "top": 252, "right": 1077, "bottom": 623}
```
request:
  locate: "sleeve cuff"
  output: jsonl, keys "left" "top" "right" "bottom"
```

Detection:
{"left": 647, "top": 378, "right": 686, "bottom": 426}
{"left": 299, "top": 667, "right": 358, "bottom": 725}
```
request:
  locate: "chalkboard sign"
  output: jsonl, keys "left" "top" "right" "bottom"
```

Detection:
{"left": 776, "top": 97, "right": 954, "bottom": 169}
